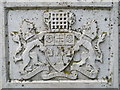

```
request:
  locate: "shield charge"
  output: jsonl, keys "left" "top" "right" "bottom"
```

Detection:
{"left": 44, "top": 33, "right": 75, "bottom": 72}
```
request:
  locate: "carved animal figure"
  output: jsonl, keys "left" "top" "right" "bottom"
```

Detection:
{"left": 11, "top": 20, "right": 47, "bottom": 74}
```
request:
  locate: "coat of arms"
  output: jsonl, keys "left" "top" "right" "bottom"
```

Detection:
{"left": 11, "top": 10, "right": 107, "bottom": 80}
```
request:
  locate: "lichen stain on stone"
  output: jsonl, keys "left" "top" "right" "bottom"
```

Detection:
{"left": 64, "top": 71, "right": 71, "bottom": 75}
{"left": 102, "top": 74, "right": 112, "bottom": 84}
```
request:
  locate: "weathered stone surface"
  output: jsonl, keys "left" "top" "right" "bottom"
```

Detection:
{"left": 0, "top": 0, "right": 119, "bottom": 89}
{"left": 118, "top": 1, "right": 120, "bottom": 88}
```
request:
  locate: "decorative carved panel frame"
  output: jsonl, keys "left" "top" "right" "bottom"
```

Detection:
{"left": 0, "top": 0, "right": 119, "bottom": 88}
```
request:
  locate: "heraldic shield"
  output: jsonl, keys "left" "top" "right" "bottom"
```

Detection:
{"left": 44, "top": 11, "right": 75, "bottom": 72}
{"left": 44, "top": 32, "right": 75, "bottom": 72}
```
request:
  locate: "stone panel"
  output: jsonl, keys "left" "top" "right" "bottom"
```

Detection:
{"left": 0, "top": 0, "right": 119, "bottom": 89}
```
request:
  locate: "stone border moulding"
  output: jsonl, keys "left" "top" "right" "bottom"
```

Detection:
{"left": 0, "top": 0, "right": 119, "bottom": 89}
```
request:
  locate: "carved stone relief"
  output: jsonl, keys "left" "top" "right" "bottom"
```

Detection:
{"left": 11, "top": 11, "right": 107, "bottom": 80}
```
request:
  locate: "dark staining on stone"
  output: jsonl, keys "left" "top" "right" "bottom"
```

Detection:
{"left": 106, "top": 76, "right": 112, "bottom": 84}
{"left": 119, "top": 11, "right": 120, "bottom": 15}
{"left": 8, "top": 78, "right": 12, "bottom": 82}
{"left": 74, "top": 74, "right": 77, "bottom": 76}
{"left": 6, "top": 34, "right": 8, "bottom": 37}
{"left": 5, "top": 23, "right": 8, "bottom": 26}
{"left": 62, "top": 49, "right": 64, "bottom": 52}
{"left": 92, "top": 32, "right": 94, "bottom": 35}
{"left": 108, "top": 58, "right": 110, "bottom": 60}
{"left": 104, "top": 18, "right": 107, "bottom": 21}
{"left": 108, "top": 24, "right": 113, "bottom": 27}
{"left": 105, "top": 76, "right": 108, "bottom": 80}
{"left": 109, "top": 33, "right": 111, "bottom": 35}
{"left": 8, "top": 61, "right": 10, "bottom": 65}
{"left": 97, "top": 28, "right": 99, "bottom": 31}
{"left": 79, "top": 18, "right": 82, "bottom": 22}
{"left": 87, "top": 69, "right": 92, "bottom": 72}
{"left": 67, "top": 5, "right": 70, "bottom": 7}
{"left": 83, "top": 8, "right": 86, "bottom": 10}
{"left": 109, "top": 47, "right": 111, "bottom": 50}
{"left": 64, "top": 63, "right": 66, "bottom": 66}
{"left": 22, "top": 84, "right": 24, "bottom": 87}
{"left": 95, "top": 21, "right": 98, "bottom": 24}
{"left": 9, "top": 8, "right": 14, "bottom": 10}
{"left": 68, "top": 60, "right": 71, "bottom": 62}
{"left": 27, "top": 9, "right": 30, "bottom": 10}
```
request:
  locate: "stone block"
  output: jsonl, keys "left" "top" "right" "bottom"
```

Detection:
{"left": 0, "top": 0, "right": 119, "bottom": 89}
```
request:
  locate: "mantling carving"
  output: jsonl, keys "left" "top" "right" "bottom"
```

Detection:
{"left": 11, "top": 11, "right": 107, "bottom": 80}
